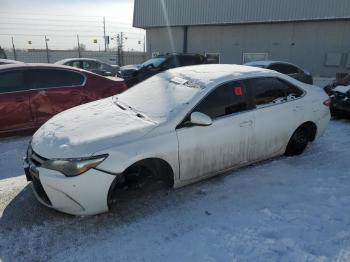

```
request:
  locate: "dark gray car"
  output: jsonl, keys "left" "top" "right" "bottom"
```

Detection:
{"left": 55, "top": 58, "right": 120, "bottom": 76}
{"left": 245, "top": 61, "right": 313, "bottom": 85}
{"left": 118, "top": 53, "right": 206, "bottom": 86}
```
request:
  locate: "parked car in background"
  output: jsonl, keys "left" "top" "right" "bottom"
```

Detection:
{"left": 245, "top": 61, "right": 313, "bottom": 84}
{"left": 324, "top": 73, "right": 350, "bottom": 95}
{"left": 0, "top": 59, "right": 24, "bottom": 65}
{"left": 0, "top": 63, "right": 127, "bottom": 136}
{"left": 118, "top": 53, "right": 206, "bottom": 86}
{"left": 0, "top": 46, "right": 7, "bottom": 59}
{"left": 55, "top": 58, "right": 120, "bottom": 77}
{"left": 25, "top": 64, "right": 330, "bottom": 215}
{"left": 328, "top": 85, "right": 350, "bottom": 116}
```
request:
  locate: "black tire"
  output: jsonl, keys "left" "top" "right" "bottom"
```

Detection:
{"left": 285, "top": 127, "right": 309, "bottom": 156}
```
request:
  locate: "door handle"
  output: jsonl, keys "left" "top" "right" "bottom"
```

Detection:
{"left": 240, "top": 120, "right": 253, "bottom": 127}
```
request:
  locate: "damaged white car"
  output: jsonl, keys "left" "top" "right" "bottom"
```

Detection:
{"left": 24, "top": 64, "right": 330, "bottom": 215}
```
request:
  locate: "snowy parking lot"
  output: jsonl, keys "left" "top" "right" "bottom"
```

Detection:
{"left": 0, "top": 119, "right": 350, "bottom": 261}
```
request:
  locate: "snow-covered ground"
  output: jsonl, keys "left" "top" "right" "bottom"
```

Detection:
{"left": 0, "top": 120, "right": 350, "bottom": 261}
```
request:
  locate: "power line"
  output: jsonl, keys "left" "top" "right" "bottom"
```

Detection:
{"left": 0, "top": 17, "right": 132, "bottom": 25}
{"left": 0, "top": 12, "right": 132, "bottom": 20}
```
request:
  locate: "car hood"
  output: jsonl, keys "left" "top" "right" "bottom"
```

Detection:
{"left": 120, "top": 64, "right": 142, "bottom": 71}
{"left": 31, "top": 98, "right": 158, "bottom": 159}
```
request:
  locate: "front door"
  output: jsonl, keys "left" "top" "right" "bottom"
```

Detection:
{"left": 176, "top": 80, "right": 254, "bottom": 181}
{"left": 0, "top": 70, "right": 34, "bottom": 133}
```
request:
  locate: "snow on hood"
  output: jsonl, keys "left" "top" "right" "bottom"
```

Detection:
{"left": 334, "top": 85, "right": 350, "bottom": 94}
{"left": 31, "top": 98, "right": 157, "bottom": 159}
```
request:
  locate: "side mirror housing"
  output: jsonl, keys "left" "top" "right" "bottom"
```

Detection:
{"left": 190, "top": 112, "right": 212, "bottom": 126}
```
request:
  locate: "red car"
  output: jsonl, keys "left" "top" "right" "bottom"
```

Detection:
{"left": 0, "top": 63, "right": 128, "bottom": 136}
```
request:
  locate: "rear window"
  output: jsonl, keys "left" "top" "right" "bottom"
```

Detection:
{"left": 28, "top": 69, "right": 85, "bottom": 89}
{"left": 0, "top": 70, "right": 25, "bottom": 93}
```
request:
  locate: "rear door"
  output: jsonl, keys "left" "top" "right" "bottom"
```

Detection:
{"left": 0, "top": 69, "right": 34, "bottom": 132}
{"left": 28, "top": 68, "right": 86, "bottom": 126}
{"left": 176, "top": 80, "right": 255, "bottom": 181}
{"left": 248, "top": 77, "right": 305, "bottom": 161}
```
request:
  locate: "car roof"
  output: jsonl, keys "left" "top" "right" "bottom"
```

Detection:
{"left": 167, "top": 64, "right": 272, "bottom": 86}
{"left": 0, "top": 59, "right": 24, "bottom": 64}
{"left": 245, "top": 60, "right": 300, "bottom": 68}
{"left": 55, "top": 58, "right": 100, "bottom": 64}
{"left": 157, "top": 53, "right": 202, "bottom": 58}
{"left": 0, "top": 62, "right": 91, "bottom": 72}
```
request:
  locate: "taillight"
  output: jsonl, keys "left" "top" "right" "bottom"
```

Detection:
{"left": 323, "top": 99, "right": 331, "bottom": 107}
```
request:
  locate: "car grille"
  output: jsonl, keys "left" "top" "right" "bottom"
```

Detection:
{"left": 32, "top": 173, "right": 52, "bottom": 206}
{"left": 28, "top": 147, "right": 47, "bottom": 167}
{"left": 27, "top": 147, "right": 52, "bottom": 206}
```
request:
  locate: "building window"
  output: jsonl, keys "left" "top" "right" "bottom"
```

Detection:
{"left": 205, "top": 53, "right": 220, "bottom": 64}
{"left": 243, "top": 53, "right": 269, "bottom": 64}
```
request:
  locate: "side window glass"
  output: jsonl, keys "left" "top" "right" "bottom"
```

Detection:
{"left": 163, "top": 57, "right": 179, "bottom": 69}
{"left": 283, "top": 65, "right": 298, "bottom": 74}
{"left": 30, "top": 69, "right": 85, "bottom": 89}
{"left": 179, "top": 56, "right": 196, "bottom": 66}
{"left": 270, "top": 64, "right": 298, "bottom": 74}
{"left": 250, "top": 77, "right": 303, "bottom": 107}
{"left": 282, "top": 79, "right": 304, "bottom": 98}
{"left": 71, "top": 61, "right": 81, "bottom": 68}
{"left": 0, "top": 70, "right": 25, "bottom": 93}
{"left": 193, "top": 81, "right": 248, "bottom": 119}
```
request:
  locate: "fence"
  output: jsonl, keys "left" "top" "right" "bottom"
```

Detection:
{"left": 5, "top": 49, "right": 146, "bottom": 66}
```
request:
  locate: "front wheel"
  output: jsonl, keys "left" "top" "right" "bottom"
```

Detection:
{"left": 285, "top": 127, "right": 309, "bottom": 156}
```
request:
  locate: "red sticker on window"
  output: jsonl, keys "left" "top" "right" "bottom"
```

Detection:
{"left": 234, "top": 86, "right": 243, "bottom": 96}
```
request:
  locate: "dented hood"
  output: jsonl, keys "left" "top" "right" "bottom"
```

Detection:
{"left": 31, "top": 98, "right": 157, "bottom": 159}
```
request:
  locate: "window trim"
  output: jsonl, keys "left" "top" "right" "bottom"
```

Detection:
{"left": 176, "top": 79, "right": 254, "bottom": 129}
{"left": 176, "top": 76, "right": 306, "bottom": 129}
{"left": 0, "top": 68, "right": 87, "bottom": 95}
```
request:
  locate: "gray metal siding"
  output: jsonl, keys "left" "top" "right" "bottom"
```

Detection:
{"left": 134, "top": 0, "right": 350, "bottom": 28}
{"left": 146, "top": 20, "right": 350, "bottom": 77}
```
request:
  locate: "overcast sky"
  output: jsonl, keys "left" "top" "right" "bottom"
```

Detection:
{"left": 0, "top": 0, "right": 145, "bottom": 51}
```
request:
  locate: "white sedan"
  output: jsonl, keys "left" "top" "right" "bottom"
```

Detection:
{"left": 24, "top": 64, "right": 330, "bottom": 215}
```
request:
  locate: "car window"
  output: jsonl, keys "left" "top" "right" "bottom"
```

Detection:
{"left": 249, "top": 77, "right": 303, "bottom": 108}
{"left": 28, "top": 69, "right": 85, "bottom": 89}
{"left": 179, "top": 56, "right": 199, "bottom": 66}
{"left": 163, "top": 57, "right": 180, "bottom": 68}
{"left": 269, "top": 63, "right": 299, "bottom": 74}
{"left": 193, "top": 81, "right": 248, "bottom": 119}
{"left": 141, "top": 57, "right": 166, "bottom": 68}
{"left": 83, "top": 61, "right": 100, "bottom": 70}
{"left": 70, "top": 61, "right": 81, "bottom": 68}
{"left": 0, "top": 70, "right": 25, "bottom": 93}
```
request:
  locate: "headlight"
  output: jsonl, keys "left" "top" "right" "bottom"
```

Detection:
{"left": 41, "top": 154, "right": 108, "bottom": 177}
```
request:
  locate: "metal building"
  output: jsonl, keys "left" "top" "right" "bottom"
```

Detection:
{"left": 133, "top": 0, "right": 350, "bottom": 77}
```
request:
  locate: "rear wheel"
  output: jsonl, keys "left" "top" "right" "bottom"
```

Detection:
{"left": 285, "top": 127, "right": 309, "bottom": 156}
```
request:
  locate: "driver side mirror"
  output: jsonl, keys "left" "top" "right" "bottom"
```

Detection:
{"left": 190, "top": 112, "right": 212, "bottom": 126}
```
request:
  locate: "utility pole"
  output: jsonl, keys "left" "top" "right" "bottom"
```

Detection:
{"left": 103, "top": 16, "right": 107, "bottom": 52}
{"left": 77, "top": 34, "right": 81, "bottom": 58}
{"left": 44, "top": 35, "right": 50, "bottom": 63}
{"left": 120, "top": 32, "right": 124, "bottom": 66}
{"left": 11, "top": 37, "right": 17, "bottom": 60}
{"left": 143, "top": 35, "right": 146, "bottom": 54}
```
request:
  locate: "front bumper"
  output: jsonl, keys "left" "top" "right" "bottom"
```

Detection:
{"left": 24, "top": 153, "right": 116, "bottom": 216}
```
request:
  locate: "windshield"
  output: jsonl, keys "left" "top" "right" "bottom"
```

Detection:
{"left": 116, "top": 73, "right": 203, "bottom": 121}
{"left": 141, "top": 57, "right": 166, "bottom": 68}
